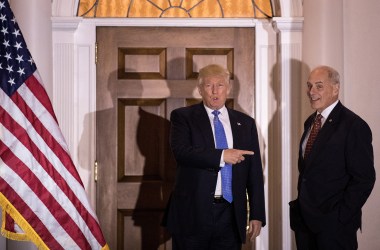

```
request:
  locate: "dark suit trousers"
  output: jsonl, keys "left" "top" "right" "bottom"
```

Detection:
{"left": 172, "top": 201, "right": 241, "bottom": 250}
{"left": 295, "top": 222, "right": 358, "bottom": 250}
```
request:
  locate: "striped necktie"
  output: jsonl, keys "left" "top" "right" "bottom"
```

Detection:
{"left": 304, "top": 114, "right": 322, "bottom": 159}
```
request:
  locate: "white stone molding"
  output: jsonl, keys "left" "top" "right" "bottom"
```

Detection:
{"left": 51, "top": 17, "right": 81, "bottom": 31}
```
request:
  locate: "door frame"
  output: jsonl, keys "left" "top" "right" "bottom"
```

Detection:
{"left": 52, "top": 17, "right": 304, "bottom": 250}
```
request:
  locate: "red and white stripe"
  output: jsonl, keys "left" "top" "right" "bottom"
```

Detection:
{"left": 0, "top": 72, "right": 107, "bottom": 249}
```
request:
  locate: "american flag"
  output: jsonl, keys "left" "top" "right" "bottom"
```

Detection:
{"left": 0, "top": 1, "right": 108, "bottom": 249}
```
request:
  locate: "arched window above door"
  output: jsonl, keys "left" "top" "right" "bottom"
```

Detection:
{"left": 77, "top": 0, "right": 273, "bottom": 18}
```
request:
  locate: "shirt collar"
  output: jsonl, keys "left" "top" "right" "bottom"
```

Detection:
{"left": 319, "top": 100, "right": 339, "bottom": 119}
{"left": 204, "top": 105, "right": 227, "bottom": 116}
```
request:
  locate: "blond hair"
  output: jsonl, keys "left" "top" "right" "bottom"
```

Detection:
{"left": 198, "top": 64, "right": 230, "bottom": 85}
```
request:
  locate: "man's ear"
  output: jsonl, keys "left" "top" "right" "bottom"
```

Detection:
{"left": 333, "top": 83, "right": 340, "bottom": 95}
{"left": 197, "top": 85, "right": 203, "bottom": 96}
{"left": 227, "top": 82, "right": 232, "bottom": 94}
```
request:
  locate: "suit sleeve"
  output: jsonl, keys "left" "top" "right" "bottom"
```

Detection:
{"left": 170, "top": 109, "right": 222, "bottom": 170}
{"left": 339, "top": 118, "right": 376, "bottom": 224}
{"left": 247, "top": 120, "right": 266, "bottom": 226}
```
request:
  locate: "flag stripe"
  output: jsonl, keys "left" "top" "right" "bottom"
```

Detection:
{"left": 24, "top": 73, "right": 57, "bottom": 123}
{"left": 0, "top": 91, "right": 80, "bottom": 193}
{"left": 0, "top": 176, "right": 63, "bottom": 250}
{"left": 12, "top": 78, "right": 82, "bottom": 184}
{"left": 22, "top": 74, "right": 66, "bottom": 150}
{"left": 0, "top": 109, "right": 104, "bottom": 248}
{"left": 0, "top": 86, "right": 89, "bottom": 212}
{"left": 0, "top": 129, "right": 92, "bottom": 249}
{"left": 5, "top": 212, "right": 15, "bottom": 232}
{"left": 0, "top": 86, "right": 106, "bottom": 244}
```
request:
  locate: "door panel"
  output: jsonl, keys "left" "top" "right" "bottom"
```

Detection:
{"left": 96, "top": 27, "right": 255, "bottom": 250}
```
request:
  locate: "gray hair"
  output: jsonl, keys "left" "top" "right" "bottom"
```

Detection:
{"left": 315, "top": 65, "right": 340, "bottom": 84}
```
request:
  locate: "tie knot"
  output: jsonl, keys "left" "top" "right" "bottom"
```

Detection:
{"left": 315, "top": 114, "right": 322, "bottom": 123}
{"left": 212, "top": 110, "right": 220, "bottom": 117}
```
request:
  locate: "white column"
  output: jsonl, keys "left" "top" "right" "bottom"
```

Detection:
{"left": 273, "top": 17, "right": 304, "bottom": 250}
{"left": 254, "top": 19, "right": 277, "bottom": 250}
{"left": 52, "top": 17, "right": 97, "bottom": 211}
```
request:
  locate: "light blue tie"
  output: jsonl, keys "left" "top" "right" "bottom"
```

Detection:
{"left": 212, "top": 110, "right": 233, "bottom": 203}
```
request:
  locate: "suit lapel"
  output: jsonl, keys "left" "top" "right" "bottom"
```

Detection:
{"left": 192, "top": 103, "right": 215, "bottom": 149}
{"left": 305, "top": 102, "right": 343, "bottom": 167}
{"left": 300, "top": 114, "right": 315, "bottom": 157}
{"left": 227, "top": 109, "right": 244, "bottom": 180}
{"left": 299, "top": 114, "right": 315, "bottom": 172}
{"left": 227, "top": 109, "right": 242, "bottom": 149}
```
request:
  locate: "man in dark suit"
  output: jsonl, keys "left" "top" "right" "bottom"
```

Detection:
{"left": 290, "top": 65, "right": 376, "bottom": 249}
{"left": 162, "top": 64, "right": 266, "bottom": 249}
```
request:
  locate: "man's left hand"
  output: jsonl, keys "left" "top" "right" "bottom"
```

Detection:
{"left": 248, "top": 220, "right": 262, "bottom": 241}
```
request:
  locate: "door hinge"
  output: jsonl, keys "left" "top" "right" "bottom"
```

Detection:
{"left": 95, "top": 42, "right": 98, "bottom": 64}
{"left": 94, "top": 161, "right": 98, "bottom": 182}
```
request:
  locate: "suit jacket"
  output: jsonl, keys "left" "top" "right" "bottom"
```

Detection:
{"left": 162, "top": 103, "right": 266, "bottom": 242}
{"left": 291, "top": 101, "right": 375, "bottom": 233}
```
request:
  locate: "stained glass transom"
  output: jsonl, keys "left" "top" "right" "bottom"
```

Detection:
{"left": 77, "top": 0, "right": 273, "bottom": 18}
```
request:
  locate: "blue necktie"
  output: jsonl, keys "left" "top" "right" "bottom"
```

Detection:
{"left": 212, "top": 110, "right": 233, "bottom": 203}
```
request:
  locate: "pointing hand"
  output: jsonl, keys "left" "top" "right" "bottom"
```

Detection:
{"left": 223, "top": 149, "right": 254, "bottom": 164}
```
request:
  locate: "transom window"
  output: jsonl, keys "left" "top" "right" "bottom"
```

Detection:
{"left": 77, "top": 0, "right": 274, "bottom": 18}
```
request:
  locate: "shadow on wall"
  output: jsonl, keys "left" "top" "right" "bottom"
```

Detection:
{"left": 266, "top": 59, "right": 310, "bottom": 249}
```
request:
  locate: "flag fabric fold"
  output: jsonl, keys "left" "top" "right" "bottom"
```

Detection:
{"left": 0, "top": 1, "right": 108, "bottom": 249}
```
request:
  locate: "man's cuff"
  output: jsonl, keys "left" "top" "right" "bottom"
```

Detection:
{"left": 220, "top": 150, "right": 226, "bottom": 167}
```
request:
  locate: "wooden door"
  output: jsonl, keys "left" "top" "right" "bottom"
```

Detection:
{"left": 96, "top": 27, "right": 255, "bottom": 250}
